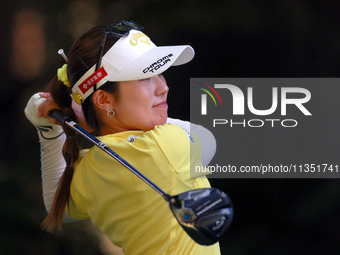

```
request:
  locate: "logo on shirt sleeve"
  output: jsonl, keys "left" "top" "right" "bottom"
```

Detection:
{"left": 183, "top": 128, "right": 195, "bottom": 144}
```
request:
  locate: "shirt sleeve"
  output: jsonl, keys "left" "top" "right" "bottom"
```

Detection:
{"left": 166, "top": 118, "right": 216, "bottom": 166}
{"left": 150, "top": 124, "right": 207, "bottom": 183}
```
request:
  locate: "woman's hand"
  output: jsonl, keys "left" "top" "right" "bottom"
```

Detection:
{"left": 37, "top": 92, "right": 93, "bottom": 132}
{"left": 24, "top": 93, "right": 64, "bottom": 139}
{"left": 38, "top": 92, "right": 61, "bottom": 124}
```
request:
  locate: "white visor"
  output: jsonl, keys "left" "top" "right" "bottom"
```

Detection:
{"left": 71, "top": 30, "right": 194, "bottom": 104}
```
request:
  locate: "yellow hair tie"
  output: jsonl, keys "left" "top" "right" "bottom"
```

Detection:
{"left": 57, "top": 64, "right": 71, "bottom": 87}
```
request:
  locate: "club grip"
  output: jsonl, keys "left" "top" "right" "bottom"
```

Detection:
{"left": 49, "top": 109, "right": 72, "bottom": 124}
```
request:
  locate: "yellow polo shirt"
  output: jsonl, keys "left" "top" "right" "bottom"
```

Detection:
{"left": 68, "top": 124, "right": 220, "bottom": 255}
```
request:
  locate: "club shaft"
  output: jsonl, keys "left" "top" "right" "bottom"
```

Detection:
{"left": 50, "top": 109, "right": 169, "bottom": 201}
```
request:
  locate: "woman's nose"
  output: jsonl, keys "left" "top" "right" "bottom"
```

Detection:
{"left": 155, "top": 75, "right": 169, "bottom": 95}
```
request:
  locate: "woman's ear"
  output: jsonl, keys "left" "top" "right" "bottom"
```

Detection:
{"left": 92, "top": 90, "right": 114, "bottom": 111}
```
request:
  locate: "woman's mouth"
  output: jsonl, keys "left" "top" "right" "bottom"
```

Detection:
{"left": 153, "top": 101, "right": 168, "bottom": 107}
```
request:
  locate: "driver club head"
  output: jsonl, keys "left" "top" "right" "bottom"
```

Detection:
{"left": 169, "top": 188, "right": 233, "bottom": 245}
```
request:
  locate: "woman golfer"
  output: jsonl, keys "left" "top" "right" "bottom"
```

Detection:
{"left": 25, "top": 21, "right": 219, "bottom": 254}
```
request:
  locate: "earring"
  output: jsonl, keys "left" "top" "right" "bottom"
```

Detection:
{"left": 107, "top": 108, "right": 115, "bottom": 117}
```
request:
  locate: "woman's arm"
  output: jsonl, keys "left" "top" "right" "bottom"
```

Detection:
{"left": 24, "top": 93, "right": 76, "bottom": 222}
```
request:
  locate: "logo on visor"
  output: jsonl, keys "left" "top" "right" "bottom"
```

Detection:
{"left": 143, "top": 54, "right": 173, "bottom": 74}
{"left": 78, "top": 67, "right": 108, "bottom": 94}
{"left": 130, "top": 32, "right": 151, "bottom": 46}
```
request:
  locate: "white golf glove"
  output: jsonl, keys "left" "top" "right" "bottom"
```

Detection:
{"left": 24, "top": 93, "right": 64, "bottom": 139}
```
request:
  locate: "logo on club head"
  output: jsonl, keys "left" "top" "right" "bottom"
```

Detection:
{"left": 196, "top": 198, "right": 222, "bottom": 216}
{"left": 212, "top": 216, "right": 227, "bottom": 231}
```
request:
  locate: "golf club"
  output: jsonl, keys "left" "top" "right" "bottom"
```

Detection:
{"left": 50, "top": 109, "right": 233, "bottom": 245}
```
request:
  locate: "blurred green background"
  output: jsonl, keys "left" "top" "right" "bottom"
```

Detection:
{"left": 0, "top": 0, "right": 339, "bottom": 254}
